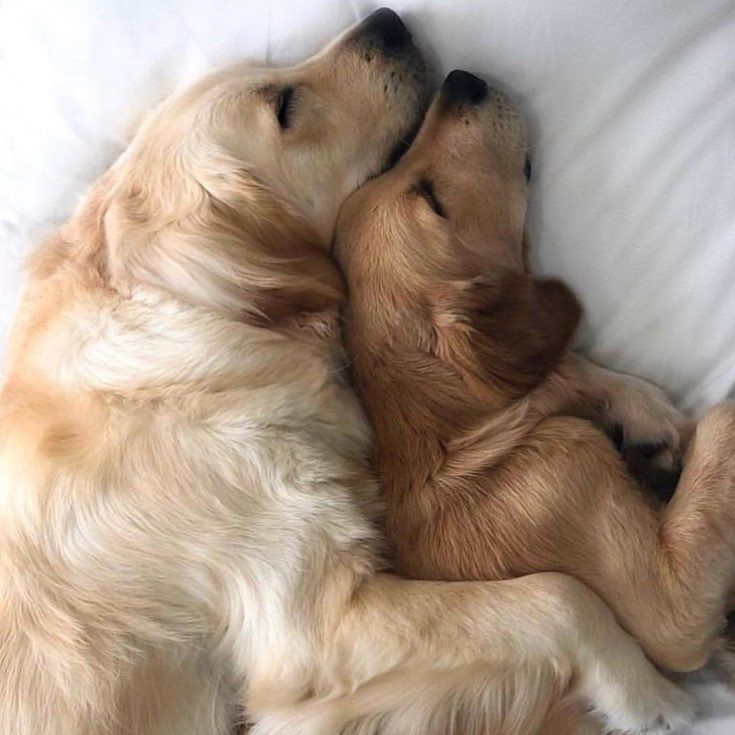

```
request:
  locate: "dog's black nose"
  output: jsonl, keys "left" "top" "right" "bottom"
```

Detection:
{"left": 359, "top": 8, "right": 412, "bottom": 52}
{"left": 441, "top": 70, "right": 488, "bottom": 106}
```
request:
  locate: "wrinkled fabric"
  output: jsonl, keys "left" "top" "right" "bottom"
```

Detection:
{"left": 0, "top": 1, "right": 734, "bottom": 730}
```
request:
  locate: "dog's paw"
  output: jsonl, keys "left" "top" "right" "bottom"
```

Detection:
{"left": 601, "top": 677, "right": 693, "bottom": 735}
{"left": 608, "top": 379, "right": 691, "bottom": 456}
{"left": 606, "top": 421, "right": 684, "bottom": 502}
{"left": 585, "top": 639, "right": 693, "bottom": 735}
{"left": 604, "top": 377, "right": 692, "bottom": 500}
{"left": 621, "top": 441, "right": 683, "bottom": 503}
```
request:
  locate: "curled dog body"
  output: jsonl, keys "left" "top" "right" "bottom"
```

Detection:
{"left": 337, "top": 67, "right": 735, "bottom": 716}
{"left": 0, "top": 14, "right": 691, "bottom": 735}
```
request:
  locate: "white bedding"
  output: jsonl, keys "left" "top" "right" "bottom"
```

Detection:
{"left": 1, "top": 1, "right": 734, "bottom": 731}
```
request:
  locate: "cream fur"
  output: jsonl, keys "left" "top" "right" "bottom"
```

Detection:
{"left": 0, "top": 12, "right": 691, "bottom": 735}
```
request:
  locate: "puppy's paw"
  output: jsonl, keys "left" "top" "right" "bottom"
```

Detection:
{"left": 608, "top": 379, "right": 691, "bottom": 457}
{"left": 621, "top": 441, "right": 682, "bottom": 503}
{"left": 604, "top": 377, "right": 692, "bottom": 500}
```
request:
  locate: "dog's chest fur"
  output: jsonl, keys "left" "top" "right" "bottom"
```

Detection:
{"left": 0, "top": 287, "right": 379, "bottom": 671}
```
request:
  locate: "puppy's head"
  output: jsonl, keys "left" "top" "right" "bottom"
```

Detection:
{"left": 336, "top": 71, "right": 580, "bottom": 399}
{"left": 61, "top": 9, "right": 428, "bottom": 324}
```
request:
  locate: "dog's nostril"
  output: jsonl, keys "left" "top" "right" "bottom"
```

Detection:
{"left": 359, "top": 7, "right": 412, "bottom": 52}
{"left": 441, "top": 70, "right": 488, "bottom": 106}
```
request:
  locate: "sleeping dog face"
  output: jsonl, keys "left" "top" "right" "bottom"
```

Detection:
{"left": 335, "top": 70, "right": 579, "bottom": 399}
{"left": 51, "top": 9, "right": 429, "bottom": 325}
{"left": 112, "top": 8, "right": 429, "bottom": 243}
{"left": 202, "top": 7, "right": 429, "bottom": 240}
{"left": 335, "top": 70, "right": 530, "bottom": 288}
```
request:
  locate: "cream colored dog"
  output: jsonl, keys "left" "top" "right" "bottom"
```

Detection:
{"left": 0, "top": 10, "right": 691, "bottom": 735}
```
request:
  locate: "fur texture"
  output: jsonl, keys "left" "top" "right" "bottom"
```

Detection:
{"left": 1, "top": 17, "right": 690, "bottom": 735}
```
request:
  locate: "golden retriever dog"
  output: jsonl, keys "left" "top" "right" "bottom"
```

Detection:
{"left": 0, "top": 12, "right": 691, "bottom": 735}
{"left": 336, "top": 67, "right": 735, "bottom": 684}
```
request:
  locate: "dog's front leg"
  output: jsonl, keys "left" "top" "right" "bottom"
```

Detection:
{"left": 250, "top": 572, "right": 692, "bottom": 735}
{"left": 553, "top": 354, "right": 693, "bottom": 499}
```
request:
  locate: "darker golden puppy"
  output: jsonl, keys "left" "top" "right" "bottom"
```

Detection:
{"left": 336, "top": 69, "right": 735, "bottom": 677}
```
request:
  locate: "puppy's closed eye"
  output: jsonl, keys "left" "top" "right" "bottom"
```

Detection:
{"left": 413, "top": 178, "right": 446, "bottom": 219}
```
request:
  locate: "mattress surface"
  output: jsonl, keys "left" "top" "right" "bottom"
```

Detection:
{"left": 1, "top": 1, "right": 734, "bottom": 731}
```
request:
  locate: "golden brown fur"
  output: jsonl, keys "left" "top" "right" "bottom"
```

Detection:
{"left": 336, "top": 71, "right": 735, "bottom": 680}
{"left": 0, "top": 15, "right": 693, "bottom": 735}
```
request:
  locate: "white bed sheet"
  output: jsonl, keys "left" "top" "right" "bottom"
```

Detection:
{"left": 1, "top": 1, "right": 734, "bottom": 731}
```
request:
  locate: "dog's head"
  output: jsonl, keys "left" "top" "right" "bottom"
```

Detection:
{"left": 336, "top": 71, "right": 580, "bottom": 400}
{"left": 55, "top": 9, "right": 428, "bottom": 324}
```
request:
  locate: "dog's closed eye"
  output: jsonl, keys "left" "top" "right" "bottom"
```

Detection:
{"left": 276, "top": 86, "right": 296, "bottom": 130}
{"left": 414, "top": 178, "right": 446, "bottom": 219}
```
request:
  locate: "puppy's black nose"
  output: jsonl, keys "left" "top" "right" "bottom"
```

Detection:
{"left": 441, "top": 70, "right": 488, "bottom": 106}
{"left": 360, "top": 8, "right": 412, "bottom": 52}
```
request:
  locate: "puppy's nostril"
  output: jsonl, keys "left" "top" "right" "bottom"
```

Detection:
{"left": 441, "top": 70, "right": 488, "bottom": 106}
{"left": 359, "top": 7, "right": 412, "bottom": 52}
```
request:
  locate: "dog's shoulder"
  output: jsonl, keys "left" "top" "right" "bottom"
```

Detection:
{"left": 0, "top": 259, "right": 372, "bottom": 523}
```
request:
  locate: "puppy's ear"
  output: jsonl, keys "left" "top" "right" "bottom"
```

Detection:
{"left": 434, "top": 274, "right": 581, "bottom": 399}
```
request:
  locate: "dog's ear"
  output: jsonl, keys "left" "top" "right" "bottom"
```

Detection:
{"left": 102, "top": 169, "right": 344, "bottom": 325}
{"left": 433, "top": 273, "right": 581, "bottom": 399}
